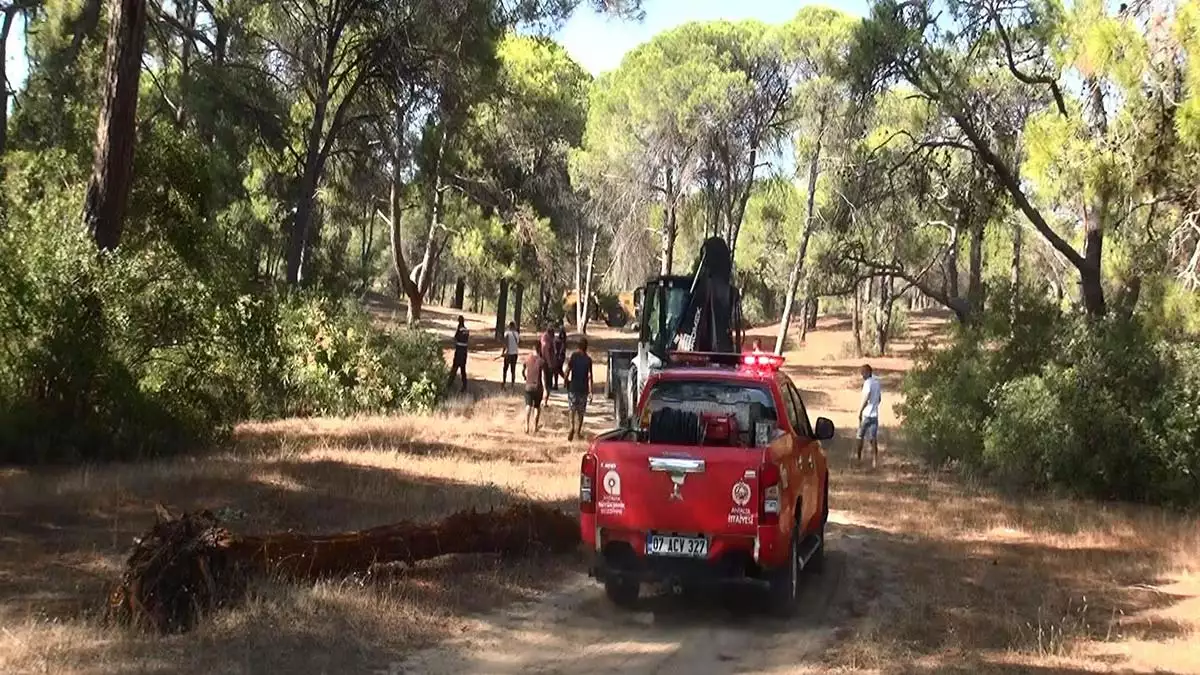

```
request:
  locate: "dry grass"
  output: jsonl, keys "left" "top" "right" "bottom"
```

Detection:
{"left": 2, "top": 308, "right": 1198, "bottom": 674}
{"left": 765, "top": 312, "right": 1200, "bottom": 675}
{"left": 0, "top": 394, "right": 591, "bottom": 674}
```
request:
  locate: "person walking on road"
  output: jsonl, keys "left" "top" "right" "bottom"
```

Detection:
{"left": 447, "top": 316, "right": 470, "bottom": 393}
{"left": 563, "top": 337, "right": 594, "bottom": 442}
{"left": 856, "top": 363, "right": 883, "bottom": 468}
{"left": 521, "top": 345, "right": 545, "bottom": 434}
{"left": 501, "top": 321, "right": 520, "bottom": 389}
{"left": 554, "top": 323, "right": 567, "bottom": 383}
{"left": 540, "top": 327, "right": 556, "bottom": 401}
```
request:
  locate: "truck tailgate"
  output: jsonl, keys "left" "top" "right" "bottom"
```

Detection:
{"left": 593, "top": 441, "right": 764, "bottom": 538}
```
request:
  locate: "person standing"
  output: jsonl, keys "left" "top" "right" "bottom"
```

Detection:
{"left": 501, "top": 321, "right": 520, "bottom": 389}
{"left": 856, "top": 363, "right": 883, "bottom": 468}
{"left": 521, "top": 345, "right": 545, "bottom": 434}
{"left": 540, "top": 327, "right": 556, "bottom": 401}
{"left": 447, "top": 316, "right": 470, "bottom": 393}
{"left": 563, "top": 338, "right": 594, "bottom": 442}
{"left": 554, "top": 323, "right": 567, "bottom": 388}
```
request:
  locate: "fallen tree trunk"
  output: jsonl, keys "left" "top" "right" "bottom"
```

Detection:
{"left": 106, "top": 501, "right": 580, "bottom": 634}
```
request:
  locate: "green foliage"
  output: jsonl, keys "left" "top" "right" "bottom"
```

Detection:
{"left": 0, "top": 149, "right": 446, "bottom": 464}
{"left": 901, "top": 293, "right": 1200, "bottom": 506}
{"left": 278, "top": 296, "right": 446, "bottom": 416}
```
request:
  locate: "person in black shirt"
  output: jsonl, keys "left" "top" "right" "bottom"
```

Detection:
{"left": 554, "top": 323, "right": 567, "bottom": 387}
{"left": 448, "top": 316, "right": 469, "bottom": 392}
{"left": 563, "top": 337, "right": 593, "bottom": 442}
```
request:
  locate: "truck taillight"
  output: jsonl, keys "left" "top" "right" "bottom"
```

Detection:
{"left": 759, "top": 462, "right": 780, "bottom": 526}
{"left": 580, "top": 454, "right": 598, "bottom": 514}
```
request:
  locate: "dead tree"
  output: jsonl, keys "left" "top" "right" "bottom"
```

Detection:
{"left": 107, "top": 502, "right": 581, "bottom": 634}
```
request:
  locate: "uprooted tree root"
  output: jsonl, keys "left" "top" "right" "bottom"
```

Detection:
{"left": 106, "top": 502, "right": 581, "bottom": 634}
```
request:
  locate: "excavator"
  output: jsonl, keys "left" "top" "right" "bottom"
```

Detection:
{"left": 606, "top": 237, "right": 746, "bottom": 426}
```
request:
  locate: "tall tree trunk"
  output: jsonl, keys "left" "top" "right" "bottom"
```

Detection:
{"left": 286, "top": 101, "right": 328, "bottom": 284}
{"left": 579, "top": 225, "right": 600, "bottom": 334}
{"left": 1010, "top": 220, "right": 1022, "bottom": 315}
{"left": 875, "top": 276, "right": 894, "bottom": 356}
{"left": 452, "top": 277, "right": 465, "bottom": 309}
{"left": 574, "top": 222, "right": 584, "bottom": 330}
{"left": 774, "top": 116, "right": 824, "bottom": 355}
{"left": 967, "top": 224, "right": 985, "bottom": 314}
{"left": 946, "top": 219, "right": 962, "bottom": 301}
{"left": 413, "top": 132, "right": 446, "bottom": 296}
{"left": 82, "top": 0, "right": 148, "bottom": 252}
{"left": 660, "top": 165, "right": 677, "bottom": 275}
{"left": 513, "top": 284, "right": 524, "bottom": 331}
{"left": 851, "top": 278, "right": 863, "bottom": 356}
{"left": 1080, "top": 75, "right": 1108, "bottom": 317}
{"left": 798, "top": 293, "right": 812, "bottom": 343}
{"left": 494, "top": 279, "right": 509, "bottom": 340}
{"left": 0, "top": 6, "right": 19, "bottom": 163}
{"left": 385, "top": 100, "right": 435, "bottom": 325}
{"left": 359, "top": 202, "right": 374, "bottom": 293}
{"left": 726, "top": 143, "right": 759, "bottom": 262}
{"left": 174, "top": 0, "right": 197, "bottom": 127}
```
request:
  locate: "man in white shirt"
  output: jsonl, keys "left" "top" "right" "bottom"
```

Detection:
{"left": 501, "top": 321, "right": 520, "bottom": 390}
{"left": 856, "top": 363, "right": 883, "bottom": 468}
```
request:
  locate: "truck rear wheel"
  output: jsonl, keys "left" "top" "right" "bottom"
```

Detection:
{"left": 767, "top": 527, "right": 799, "bottom": 617}
{"left": 604, "top": 576, "right": 640, "bottom": 608}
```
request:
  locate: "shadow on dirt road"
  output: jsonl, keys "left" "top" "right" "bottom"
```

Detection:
{"left": 388, "top": 537, "right": 854, "bottom": 675}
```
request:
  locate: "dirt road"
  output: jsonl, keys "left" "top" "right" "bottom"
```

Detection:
{"left": 389, "top": 308, "right": 892, "bottom": 675}
{"left": 390, "top": 542, "right": 854, "bottom": 675}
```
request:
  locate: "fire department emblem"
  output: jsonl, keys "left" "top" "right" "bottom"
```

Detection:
{"left": 603, "top": 470, "right": 621, "bottom": 497}
{"left": 731, "top": 481, "right": 751, "bottom": 507}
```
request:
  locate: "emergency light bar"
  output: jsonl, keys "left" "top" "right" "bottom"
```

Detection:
{"left": 742, "top": 353, "right": 785, "bottom": 370}
{"left": 664, "top": 350, "right": 786, "bottom": 372}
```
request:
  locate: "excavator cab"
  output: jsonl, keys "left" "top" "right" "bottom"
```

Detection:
{"left": 606, "top": 238, "right": 745, "bottom": 428}
{"left": 638, "top": 276, "right": 692, "bottom": 357}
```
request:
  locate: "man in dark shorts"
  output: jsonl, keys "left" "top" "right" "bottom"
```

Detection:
{"left": 521, "top": 346, "right": 545, "bottom": 434}
{"left": 447, "top": 316, "right": 469, "bottom": 392}
{"left": 563, "top": 337, "right": 593, "bottom": 442}
{"left": 500, "top": 321, "right": 520, "bottom": 389}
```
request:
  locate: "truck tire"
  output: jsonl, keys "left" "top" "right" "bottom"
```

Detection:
{"left": 767, "top": 526, "right": 799, "bottom": 617}
{"left": 808, "top": 476, "right": 829, "bottom": 574}
{"left": 604, "top": 577, "right": 640, "bottom": 608}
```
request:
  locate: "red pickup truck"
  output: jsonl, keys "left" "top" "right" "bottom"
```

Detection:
{"left": 579, "top": 352, "right": 834, "bottom": 615}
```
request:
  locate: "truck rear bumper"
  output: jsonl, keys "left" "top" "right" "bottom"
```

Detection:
{"left": 585, "top": 546, "right": 771, "bottom": 590}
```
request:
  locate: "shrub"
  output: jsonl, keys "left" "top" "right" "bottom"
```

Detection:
{"left": 982, "top": 373, "right": 1074, "bottom": 490}
{"left": 0, "top": 151, "right": 448, "bottom": 464}
{"left": 277, "top": 296, "right": 446, "bottom": 417}
{"left": 897, "top": 336, "right": 992, "bottom": 468}
{"left": 902, "top": 297, "right": 1200, "bottom": 507}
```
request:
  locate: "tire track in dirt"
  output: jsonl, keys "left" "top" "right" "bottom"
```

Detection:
{"left": 386, "top": 525, "right": 861, "bottom": 675}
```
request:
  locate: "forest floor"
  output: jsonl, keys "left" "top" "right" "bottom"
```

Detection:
{"left": 1, "top": 306, "right": 1198, "bottom": 674}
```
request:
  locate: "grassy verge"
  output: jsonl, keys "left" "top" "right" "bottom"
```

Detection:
{"left": 818, "top": 445, "right": 1200, "bottom": 674}
{"left": 0, "top": 395, "right": 585, "bottom": 674}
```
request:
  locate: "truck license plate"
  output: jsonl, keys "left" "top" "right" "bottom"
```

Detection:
{"left": 646, "top": 534, "right": 708, "bottom": 558}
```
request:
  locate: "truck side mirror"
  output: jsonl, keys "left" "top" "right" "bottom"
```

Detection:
{"left": 814, "top": 417, "right": 835, "bottom": 441}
